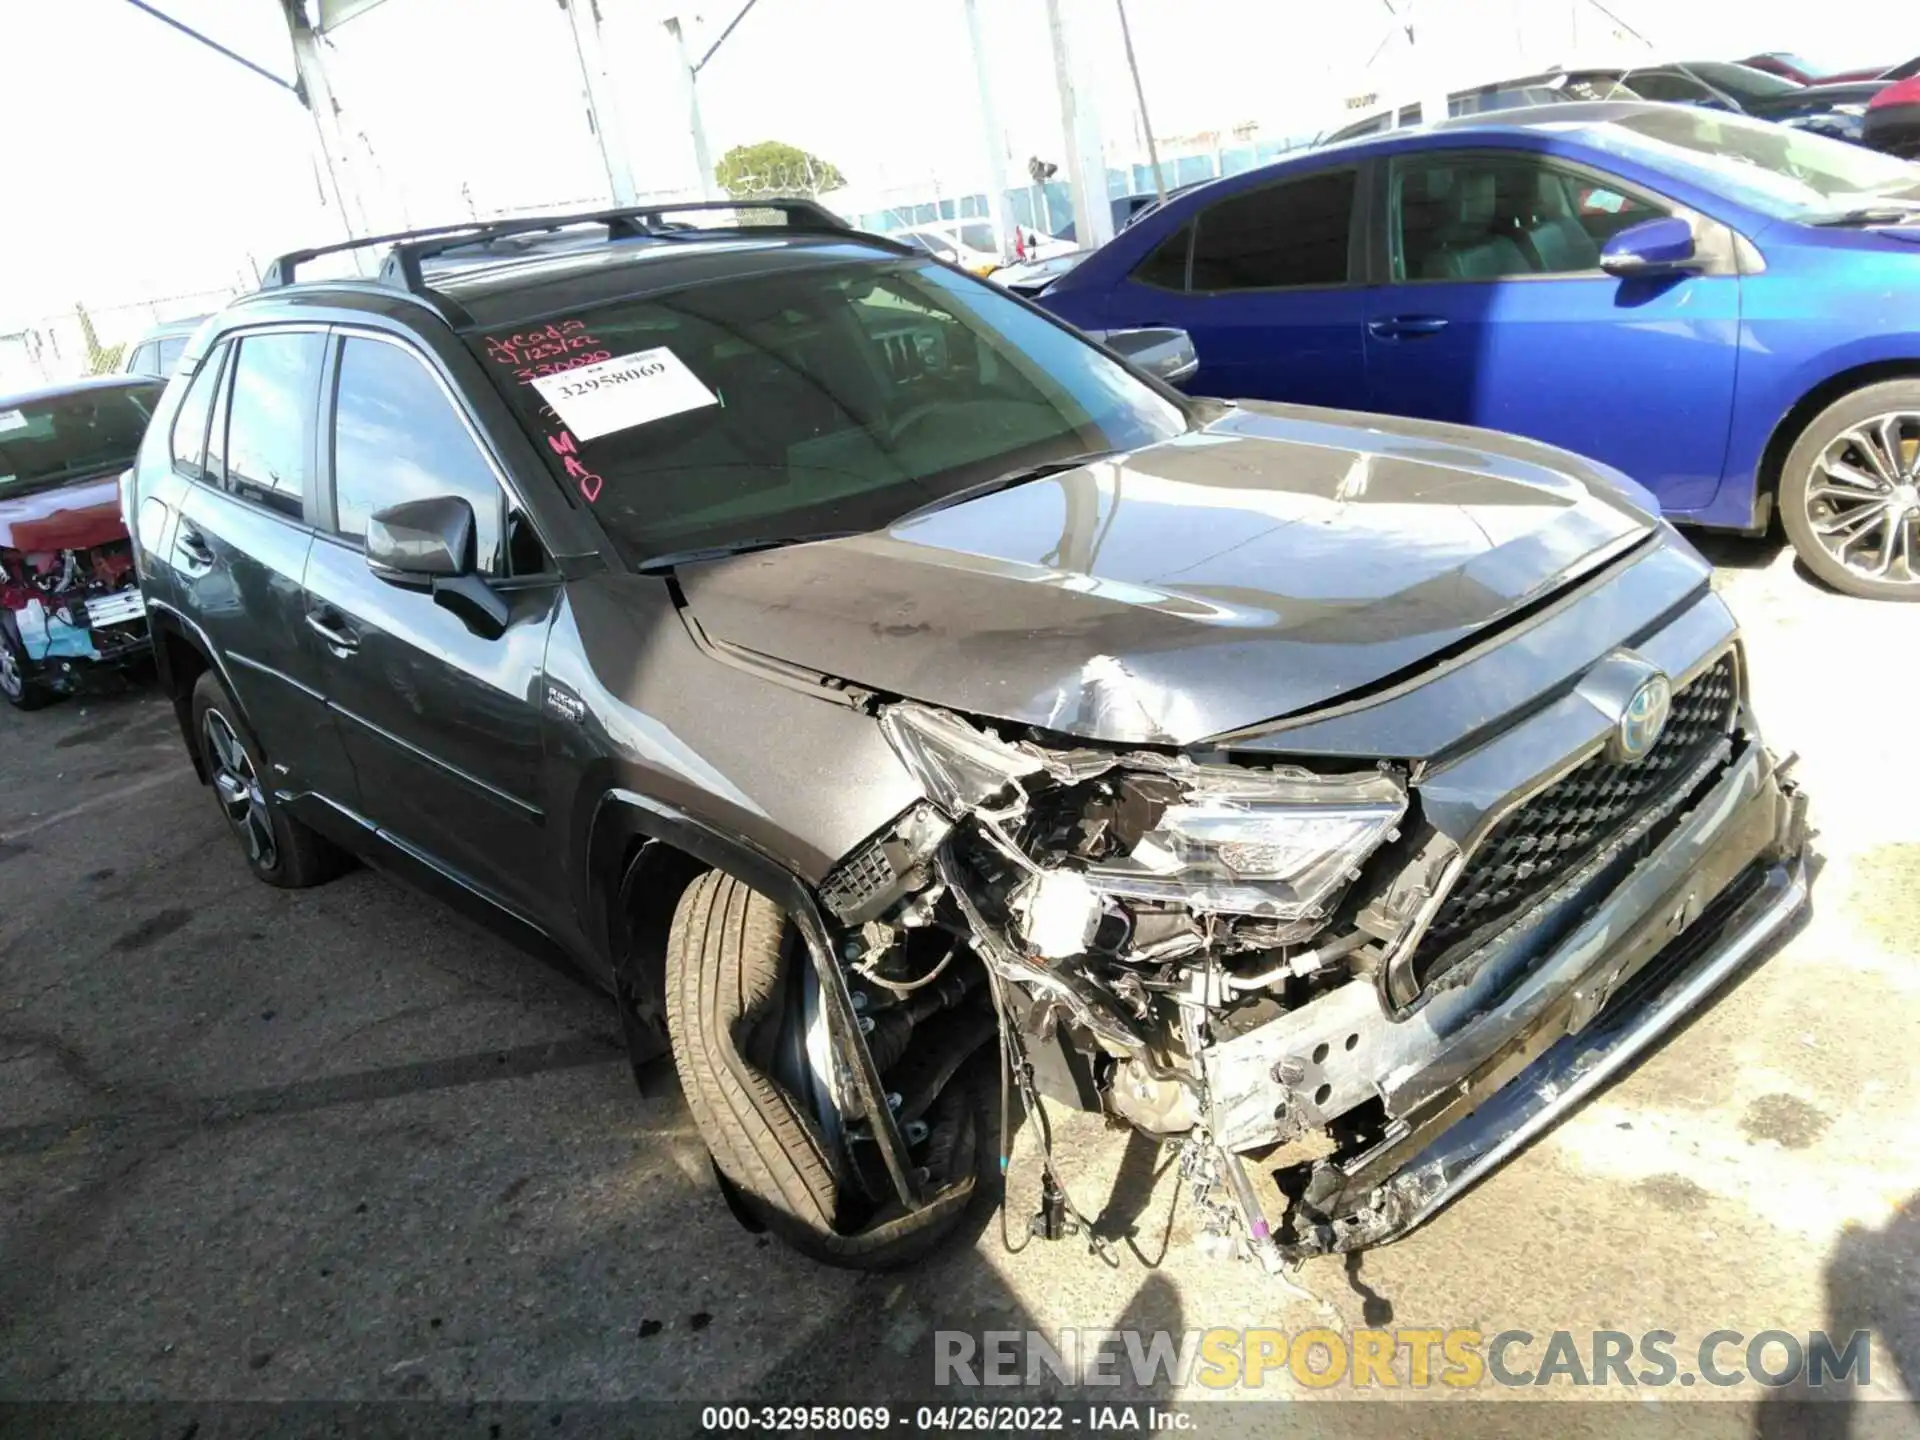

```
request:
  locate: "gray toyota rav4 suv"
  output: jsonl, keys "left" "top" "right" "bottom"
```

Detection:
{"left": 128, "top": 203, "right": 1809, "bottom": 1273}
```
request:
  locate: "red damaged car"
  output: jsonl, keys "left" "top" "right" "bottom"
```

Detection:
{"left": 0, "top": 376, "right": 162, "bottom": 709}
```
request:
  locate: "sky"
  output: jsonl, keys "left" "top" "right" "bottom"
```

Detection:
{"left": 0, "top": 0, "right": 1910, "bottom": 343}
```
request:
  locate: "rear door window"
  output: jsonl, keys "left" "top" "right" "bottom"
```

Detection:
{"left": 220, "top": 331, "right": 323, "bottom": 520}
{"left": 1190, "top": 169, "right": 1357, "bottom": 290}
{"left": 156, "top": 336, "right": 189, "bottom": 373}
{"left": 328, "top": 336, "right": 508, "bottom": 575}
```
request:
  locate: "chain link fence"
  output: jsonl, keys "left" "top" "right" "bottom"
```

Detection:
{"left": 1, "top": 287, "right": 244, "bottom": 391}
{"left": 0, "top": 193, "right": 676, "bottom": 393}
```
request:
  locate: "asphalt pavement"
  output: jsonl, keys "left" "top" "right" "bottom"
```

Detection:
{"left": 1, "top": 535, "right": 1916, "bottom": 1431}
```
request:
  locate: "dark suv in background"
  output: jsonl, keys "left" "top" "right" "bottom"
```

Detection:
{"left": 128, "top": 204, "right": 1808, "bottom": 1272}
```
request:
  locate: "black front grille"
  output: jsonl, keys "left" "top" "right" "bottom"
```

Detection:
{"left": 1411, "top": 652, "right": 1739, "bottom": 980}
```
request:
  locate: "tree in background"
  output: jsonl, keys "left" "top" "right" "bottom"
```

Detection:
{"left": 75, "top": 302, "right": 123, "bottom": 376}
{"left": 715, "top": 141, "right": 847, "bottom": 200}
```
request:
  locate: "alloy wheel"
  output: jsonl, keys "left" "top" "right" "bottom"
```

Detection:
{"left": 1802, "top": 411, "right": 1920, "bottom": 587}
{"left": 202, "top": 709, "right": 277, "bottom": 871}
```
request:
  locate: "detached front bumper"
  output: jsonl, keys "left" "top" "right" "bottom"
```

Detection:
{"left": 1260, "top": 737, "right": 1810, "bottom": 1259}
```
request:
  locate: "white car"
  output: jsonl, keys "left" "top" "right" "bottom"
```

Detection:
{"left": 893, "top": 221, "right": 1073, "bottom": 276}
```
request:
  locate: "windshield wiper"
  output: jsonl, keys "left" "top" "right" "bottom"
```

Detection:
{"left": 634, "top": 530, "right": 860, "bottom": 574}
{"left": 1811, "top": 204, "right": 1920, "bottom": 227}
{"left": 893, "top": 451, "right": 1115, "bottom": 524}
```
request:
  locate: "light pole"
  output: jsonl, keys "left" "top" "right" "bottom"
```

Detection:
{"left": 963, "top": 0, "right": 1015, "bottom": 260}
{"left": 665, "top": 15, "right": 719, "bottom": 200}
{"left": 1114, "top": 0, "right": 1165, "bottom": 204}
{"left": 1044, "top": 0, "right": 1114, "bottom": 249}
{"left": 560, "top": 0, "right": 642, "bottom": 206}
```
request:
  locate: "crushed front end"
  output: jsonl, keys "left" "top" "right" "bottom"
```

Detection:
{"left": 0, "top": 497, "right": 149, "bottom": 698}
{"left": 816, "top": 586, "right": 1811, "bottom": 1270}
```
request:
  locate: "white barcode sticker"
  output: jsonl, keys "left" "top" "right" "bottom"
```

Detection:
{"left": 529, "top": 348, "right": 718, "bottom": 442}
{"left": 0, "top": 409, "right": 27, "bottom": 434}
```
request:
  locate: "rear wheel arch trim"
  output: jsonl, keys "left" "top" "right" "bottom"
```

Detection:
{"left": 146, "top": 603, "right": 245, "bottom": 783}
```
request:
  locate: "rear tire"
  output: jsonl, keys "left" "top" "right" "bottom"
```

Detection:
{"left": 1779, "top": 381, "right": 1920, "bottom": 600}
{"left": 190, "top": 671, "right": 348, "bottom": 888}
{"left": 663, "top": 869, "right": 991, "bottom": 1270}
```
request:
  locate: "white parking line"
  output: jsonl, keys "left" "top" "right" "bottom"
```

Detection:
{"left": 0, "top": 769, "right": 191, "bottom": 843}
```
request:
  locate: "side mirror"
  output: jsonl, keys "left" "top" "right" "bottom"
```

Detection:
{"left": 367, "top": 495, "right": 474, "bottom": 578}
{"left": 1097, "top": 326, "right": 1200, "bottom": 385}
{"left": 366, "top": 495, "right": 508, "bottom": 638}
{"left": 1599, "top": 216, "right": 1699, "bottom": 277}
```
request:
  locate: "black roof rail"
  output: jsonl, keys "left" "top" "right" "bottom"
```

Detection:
{"left": 261, "top": 199, "right": 860, "bottom": 296}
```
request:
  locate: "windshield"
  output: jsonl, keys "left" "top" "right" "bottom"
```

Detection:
{"left": 0, "top": 383, "right": 162, "bottom": 498}
{"left": 471, "top": 259, "right": 1188, "bottom": 563}
{"left": 1591, "top": 108, "right": 1920, "bottom": 218}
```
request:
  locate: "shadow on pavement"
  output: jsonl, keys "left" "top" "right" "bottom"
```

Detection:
{"left": 1685, "top": 528, "right": 1785, "bottom": 573}
{"left": 1752, "top": 1189, "right": 1920, "bottom": 1439}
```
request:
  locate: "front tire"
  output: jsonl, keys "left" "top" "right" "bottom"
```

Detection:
{"left": 190, "top": 671, "right": 346, "bottom": 888}
{"left": 1779, "top": 382, "right": 1920, "bottom": 600}
{"left": 0, "top": 611, "right": 56, "bottom": 711}
{"left": 663, "top": 869, "right": 991, "bottom": 1270}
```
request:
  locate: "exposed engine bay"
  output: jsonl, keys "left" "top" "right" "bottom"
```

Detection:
{"left": 815, "top": 702, "right": 1437, "bottom": 1271}
{"left": 811, "top": 664, "right": 1799, "bottom": 1273}
{"left": 1, "top": 537, "right": 148, "bottom": 679}
{"left": 0, "top": 468, "right": 148, "bottom": 695}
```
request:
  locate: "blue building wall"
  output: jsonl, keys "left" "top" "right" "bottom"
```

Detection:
{"left": 853, "top": 135, "right": 1312, "bottom": 240}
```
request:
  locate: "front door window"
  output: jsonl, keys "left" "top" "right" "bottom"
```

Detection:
{"left": 1390, "top": 153, "right": 1670, "bottom": 282}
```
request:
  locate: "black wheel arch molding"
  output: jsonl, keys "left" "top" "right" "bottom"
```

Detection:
{"left": 145, "top": 599, "right": 244, "bottom": 787}
{"left": 584, "top": 785, "right": 935, "bottom": 1215}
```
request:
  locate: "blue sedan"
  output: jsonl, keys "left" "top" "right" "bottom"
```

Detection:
{"left": 1038, "top": 101, "right": 1920, "bottom": 599}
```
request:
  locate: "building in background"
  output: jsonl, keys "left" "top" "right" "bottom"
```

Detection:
{"left": 2, "top": 0, "right": 1903, "bottom": 385}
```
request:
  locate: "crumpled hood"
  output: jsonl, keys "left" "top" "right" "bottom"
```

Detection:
{"left": 0, "top": 473, "right": 127, "bottom": 552}
{"left": 676, "top": 401, "right": 1655, "bottom": 745}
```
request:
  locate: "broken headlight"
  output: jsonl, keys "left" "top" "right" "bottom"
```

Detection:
{"left": 881, "top": 702, "right": 1406, "bottom": 925}
{"left": 881, "top": 703, "right": 1042, "bottom": 813}
{"left": 1077, "top": 770, "right": 1407, "bottom": 920}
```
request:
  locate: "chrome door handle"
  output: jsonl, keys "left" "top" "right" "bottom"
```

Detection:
{"left": 175, "top": 524, "right": 215, "bottom": 570}
{"left": 305, "top": 611, "right": 359, "bottom": 655}
{"left": 1367, "top": 315, "right": 1450, "bottom": 340}
{"left": 1374, "top": 316, "right": 1443, "bottom": 341}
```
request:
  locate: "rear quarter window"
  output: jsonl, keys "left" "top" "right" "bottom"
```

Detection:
{"left": 1130, "top": 223, "right": 1192, "bottom": 290}
{"left": 1189, "top": 169, "right": 1357, "bottom": 291}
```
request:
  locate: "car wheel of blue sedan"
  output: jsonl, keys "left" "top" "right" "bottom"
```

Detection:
{"left": 1781, "top": 381, "right": 1920, "bottom": 601}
